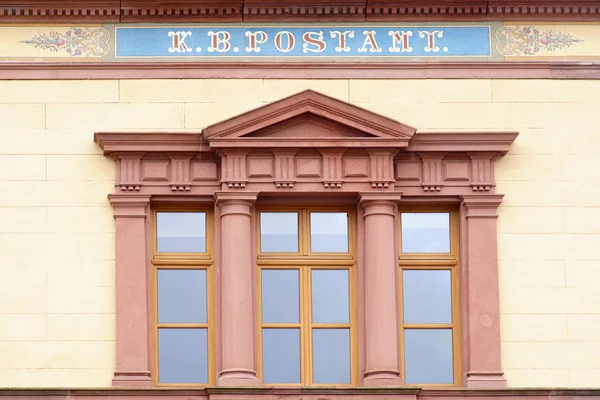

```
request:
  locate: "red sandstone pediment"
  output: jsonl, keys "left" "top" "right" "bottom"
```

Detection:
{"left": 202, "top": 89, "right": 416, "bottom": 149}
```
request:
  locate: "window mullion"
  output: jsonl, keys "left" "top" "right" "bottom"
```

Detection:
{"left": 304, "top": 264, "right": 312, "bottom": 386}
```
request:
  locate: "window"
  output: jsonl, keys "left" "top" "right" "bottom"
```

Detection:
{"left": 153, "top": 210, "right": 214, "bottom": 385}
{"left": 399, "top": 210, "right": 460, "bottom": 385}
{"left": 257, "top": 209, "right": 357, "bottom": 386}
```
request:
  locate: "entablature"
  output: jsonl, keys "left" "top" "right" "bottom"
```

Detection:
{"left": 94, "top": 89, "right": 517, "bottom": 197}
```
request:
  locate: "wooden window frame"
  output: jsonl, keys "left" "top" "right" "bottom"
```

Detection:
{"left": 151, "top": 206, "right": 216, "bottom": 387}
{"left": 398, "top": 206, "right": 461, "bottom": 387}
{"left": 256, "top": 207, "right": 359, "bottom": 386}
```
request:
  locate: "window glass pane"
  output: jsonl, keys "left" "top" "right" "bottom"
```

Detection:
{"left": 312, "top": 329, "right": 350, "bottom": 384}
{"left": 403, "top": 270, "right": 451, "bottom": 324}
{"left": 311, "top": 270, "right": 349, "bottom": 324}
{"left": 404, "top": 329, "right": 453, "bottom": 384}
{"left": 158, "top": 328, "right": 208, "bottom": 384}
{"left": 157, "top": 212, "right": 206, "bottom": 253}
{"left": 260, "top": 212, "right": 299, "bottom": 253}
{"left": 262, "top": 328, "right": 300, "bottom": 384}
{"left": 310, "top": 212, "right": 349, "bottom": 253}
{"left": 401, "top": 213, "right": 450, "bottom": 253}
{"left": 262, "top": 270, "right": 299, "bottom": 324}
{"left": 158, "top": 269, "right": 207, "bottom": 324}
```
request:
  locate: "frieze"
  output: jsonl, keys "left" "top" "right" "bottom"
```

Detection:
{"left": 20, "top": 27, "right": 111, "bottom": 57}
{"left": 101, "top": 147, "right": 506, "bottom": 194}
{"left": 8, "top": 22, "right": 594, "bottom": 62}
{"left": 496, "top": 25, "right": 583, "bottom": 56}
{"left": 114, "top": 25, "right": 491, "bottom": 58}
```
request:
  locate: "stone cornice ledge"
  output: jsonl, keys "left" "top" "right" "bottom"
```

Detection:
{"left": 94, "top": 132, "right": 208, "bottom": 154}
{"left": 1, "top": 61, "right": 600, "bottom": 80}
{"left": 1, "top": 0, "right": 600, "bottom": 21}
{"left": 408, "top": 131, "right": 519, "bottom": 154}
{"left": 0, "top": 387, "right": 599, "bottom": 398}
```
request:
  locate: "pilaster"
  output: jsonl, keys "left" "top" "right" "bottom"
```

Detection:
{"left": 109, "top": 193, "right": 153, "bottom": 387}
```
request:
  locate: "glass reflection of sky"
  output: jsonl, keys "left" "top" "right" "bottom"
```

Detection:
{"left": 401, "top": 213, "right": 450, "bottom": 253}
{"left": 157, "top": 212, "right": 206, "bottom": 252}
{"left": 403, "top": 270, "right": 451, "bottom": 324}
{"left": 404, "top": 329, "right": 453, "bottom": 384}
{"left": 158, "top": 269, "right": 207, "bottom": 324}
{"left": 260, "top": 212, "right": 299, "bottom": 252}
{"left": 310, "top": 212, "right": 348, "bottom": 252}
{"left": 312, "top": 329, "right": 351, "bottom": 384}
{"left": 158, "top": 328, "right": 208, "bottom": 384}
{"left": 262, "top": 329, "right": 301, "bottom": 383}
{"left": 311, "top": 270, "right": 349, "bottom": 324}
{"left": 262, "top": 270, "right": 299, "bottom": 323}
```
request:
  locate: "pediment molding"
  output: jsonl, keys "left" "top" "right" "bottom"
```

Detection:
{"left": 95, "top": 89, "right": 518, "bottom": 195}
{"left": 203, "top": 90, "right": 416, "bottom": 146}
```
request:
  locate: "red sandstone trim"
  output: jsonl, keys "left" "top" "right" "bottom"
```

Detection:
{"left": 204, "top": 90, "right": 416, "bottom": 144}
{"left": 0, "top": 387, "right": 599, "bottom": 398}
{"left": 1, "top": 0, "right": 600, "bottom": 22}
{"left": 97, "top": 89, "right": 517, "bottom": 388}
{"left": 1, "top": 61, "right": 600, "bottom": 80}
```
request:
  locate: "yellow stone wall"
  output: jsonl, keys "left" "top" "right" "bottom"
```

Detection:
{"left": 0, "top": 79, "right": 599, "bottom": 387}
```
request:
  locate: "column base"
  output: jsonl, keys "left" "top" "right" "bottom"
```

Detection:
{"left": 363, "top": 369, "right": 403, "bottom": 386}
{"left": 465, "top": 371, "right": 507, "bottom": 388}
{"left": 218, "top": 368, "right": 260, "bottom": 386}
{"left": 112, "top": 371, "right": 153, "bottom": 387}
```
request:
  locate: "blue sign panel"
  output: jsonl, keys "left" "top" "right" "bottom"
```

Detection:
{"left": 115, "top": 26, "right": 491, "bottom": 58}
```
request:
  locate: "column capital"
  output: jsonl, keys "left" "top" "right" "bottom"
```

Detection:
{"left": 461, "top": 194, "right": 504, "bottom": 218}
{"left": 358, "top": 191, "right": 402, "bottom": 206}
{"left": 108, "top": 193, "right": 151, "bottom": 218}
{"left": 214, "top": 191, "right": 258, "bottom": 206}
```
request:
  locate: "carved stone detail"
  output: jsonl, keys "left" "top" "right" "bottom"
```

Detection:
{"left": 221, "top": 151, "right": 248, "bottom": 188}
{"left": 488, "top": 1, "right": 600, "bottom": 20}
{"left": 367, "top": 150, "right": 395, "bottom": 188}
{"left": 319, "top": 149, "right": 345, "bottom": 188}
{"left": 121, "top": 0, "right": 242, "bottom": 22}
{"left": 468, "top": 152, "right": 495, "bottom": 192}
{"left": 0, "top": 1, "right": 120, "bottom": 22}
{"left": 168, "top": 153, "right": 193, "bottom": 191}
{"left": 420, "top": 152, "right": 446, "bottom": 192}
{"left": 115, "top": 153, "right": 143, "bottom": 192}
{"left": 244, "top": 1, "right": 366, "bottom": 21}
{"left": 273, "top": 149, "right": 298, "bottom": 189}
{"left": 366, "top": 1, "right": 487, "bottom": 20}
{"left": 4, "top": 0, "right": 599, "bottom": 22}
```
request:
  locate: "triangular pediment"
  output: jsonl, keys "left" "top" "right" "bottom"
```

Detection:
{"left": 202, "top": 90, "right": 416, "bottom": 149}
{"left": 246, "top": 114, "right": 376, "bottom": 139}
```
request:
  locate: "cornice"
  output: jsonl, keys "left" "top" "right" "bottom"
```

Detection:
{"left": 407, "top": 131, "right": 519, "bottom": 154}
{"left": 366, "top": 0, "right": 488, "bottom": 21}
{"left": 1, "top": 0, "right": 600, "bottom": 22}
{"left": 488, "top": 0, "right": 600, "bottom": 20}
{"left": 243, "top": 0, "right": 367, "bottom": 21}
{"left": 93, "top": 132, "right": 208, "bottom": 154}
{"left": 120, "top": 0, "right": 243, "bottom": 22}
{"left": 1, "top": 61, "right": 600, "bottom": 80}
{"left": 0, "top": 1, "right": 120, "bottom": 22}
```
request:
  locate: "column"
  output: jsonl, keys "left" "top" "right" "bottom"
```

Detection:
{"left": 109, "top": 194, "right": 153, "bottom": 387}
{"left": 359, "top": 192, "right": 402, "bottom": 386}
{"left": 461, "top": 194, "right": 506, "bottom": 388}
{"left": 215, "top": 192, "right": 260, "bottom": 386}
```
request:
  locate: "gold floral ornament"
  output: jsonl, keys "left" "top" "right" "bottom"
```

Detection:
{"left": 496, "top": 26, "right": 582, "bottom": 56}
{"left": 21, "top": 27, "right": 110, "bottom": 57}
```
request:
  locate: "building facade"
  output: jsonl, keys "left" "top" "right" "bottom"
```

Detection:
{"left": 0, "top": 1, "right": 600, "bottom": 399}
